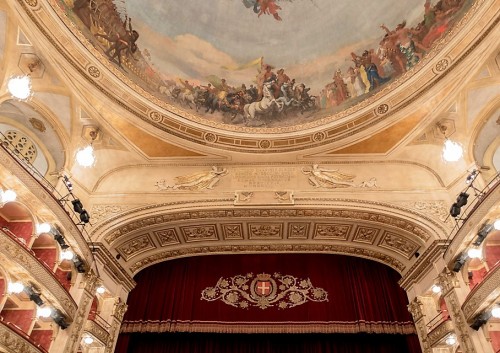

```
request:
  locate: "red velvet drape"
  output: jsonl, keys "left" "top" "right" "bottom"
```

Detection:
{"left": 121, "top": 254, "right": 414, "bottom": 334}
{"left": 117, "top": 332, "right": 422, "bottom": 353}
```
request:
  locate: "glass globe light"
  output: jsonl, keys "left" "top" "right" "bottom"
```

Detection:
{"left": 75, "top": 145, "right": 96, "bottom": 167}
{"left": 96, "top": 286, "right": 106, "bottom": 294}
{"left": 37, "top": 222, "right": 51, "bottom": 234}
{"left": 83, "top": 336, "right": 94, "bottom": 345}
{"left": 445, "top": 335, "right": 457, "bottom": 346}
{"left": 467, "top": 248, "right": 482, "bottom": 259}
{"left": 494, "top": 219, "right": 500, "bottom": 231}
{"left": 0, "top": 189, "right": 17, "bottom": 206}
{"left": 491, "top": 307, "right": 500, "bottom": 319}
{"left": 431, "top": 284, "right": 442, "bottom": 294}
{"left": 60, "top": 250, "right": 74, "bottom": 261}
{"left": 442, "top": 139, "right": 463, "bottom": 162}
{"left": 7, "top": 75, "right": 33, "bottom": 101}
{"left": 37, "top": 307, "right": 53, "bottom": 318}
{"left": 7, "top": 282, "right": 24, "bottom": 294}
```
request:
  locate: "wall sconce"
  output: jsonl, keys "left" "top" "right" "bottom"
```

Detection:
{"left": 7, "top": 281, "right": 25, "bottom": 294}
{"left": 437, "top": 122, "right": 463, "bottom": 162}
{"left": 75, "top": 127, "right": 99, "bottom": 168}
{"left": 0, "top": 188, "right": 17, "bottom": 207}
{"left": 36, "top": 222, "right": 52, "bottom": 235}
{"left": 431, "top": 284, "right": 442, "bottom": 294}
{"left": 445, "top": 334, "right": 457, "bottom": 346}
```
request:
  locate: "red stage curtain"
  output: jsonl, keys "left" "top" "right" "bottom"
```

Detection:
{"left": 121, "top": 254, "right": 415, "bottom": 334}
{"left": 117, "top": 332, "right": 422, "bottom": 353}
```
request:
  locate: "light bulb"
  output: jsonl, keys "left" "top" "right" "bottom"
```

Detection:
{"left": 60, "top": 250, "right": 74, "bottom": 261}
{"left": 442, "top": 139, "right": 463, "bottom": 162}
{"left": 96, "top": 286, "right": 106, "bottom": 294}
{"left": 494, "top": 219, "right": 500, "bottom": 231}
{"left": 7, "top": 282, "right": 24, "bottom": 294}
{"left": 37, "top": 307, "right": 53, "bottom": 318}
{"left": 83, "top": 336, "right": 94, "bottom": 345}
{"left": 445, "top": 335, "right": 457, "bottom": 346}
{"left": 7, "top": 75, "right": 33, "bottom": 100}
{"left": 75, "top": 145, "right": 96, "bottom": 167}
{"left": 491, "top": 307, "right": 500, "bottom": 319}
{"left": 467, "top": 248, "right": 482, "bottom": 259}
{"left": 37, "top": 223, "right": 51, "bottom": 234}
{"left": 431, "top": 284, "right": 442, "bottom": 294}
{"left": 0, "top": 189, "right": 17, "bottom": 205}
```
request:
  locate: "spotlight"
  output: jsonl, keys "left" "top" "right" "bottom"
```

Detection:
{"left": 79, "top": 210, "right": 90, "bottom": 224}
{"left": 72, "top": 199, "right": 84, "bottom": 214}
{"left": 24, "top": 286, "right": 44, "bottom": 306}
{"left": 450, "top": 203, "right": 461, "bottom": 218}
{"left": 52, "top": 230, "right": 69, "bottom": 250}
{"left": 62, "top": 175, "right": 73, "bottom": 192}
{"left": 51, "top": 309, "right": 69, "bottom": 329}
{"left": 455, "top": 192, "right": 469, "bottom": 207}
{"left": 452, "top": 252, "right": 467, "bottom": 272}
{"left": 465, "top": 169, "right": 479, "bottom": 184}
{"left": 72, "top": 255, "right": 86, "bottom": 273}
{"left": 470, "top": 311, "right": 491, "bottom": 331}
{"left": 473, "top": 223, "right": 494, "bottom": 246}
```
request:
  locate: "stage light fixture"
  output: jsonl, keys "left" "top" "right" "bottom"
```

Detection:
{"left": 72, "top": 255, "right": 86, "bottom": 273}
{"left": 473, "top": 223, "right": 494, "bottom": 246}
{"left": 470, "top": 311, "right": 491, "bottom": 331}
{"left": 51, "top": 309, "right": 69, "bottom": 329}
{"left": 455, "top": 192, "right": 469, "bottom": 207}
{"left": 72, "top": 199, "right": 84, "bottom": 213}
{"left": 465, "top": 169, "right": 479, "bottom": 184}
{"left": 79, "top": 209, "right": 90, "bottom": 224}
{"left": 24, "top": 285, "right": 44, "bottom": 306}
{"left": 62, "top": 175, "right": 73, "bottom": 192}
{"left": 450, "top": 203, "right": 461, "bottom": 218}
{"left": 452, "top": 252, "right": 467, "bottom": 272}
{"left": 52, "top": 230, "right": 69, "bottom": 250}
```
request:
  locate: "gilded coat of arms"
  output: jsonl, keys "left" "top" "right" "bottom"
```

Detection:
{"left": 201, "top": 272, "right": 328, "bottom": 309}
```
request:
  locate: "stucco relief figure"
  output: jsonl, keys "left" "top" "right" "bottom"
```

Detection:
{"left": 157, "top": 166, "right": 228, "bottom": 191}
{"left": 302, "top": 164, "right": 356, "bottom": 188}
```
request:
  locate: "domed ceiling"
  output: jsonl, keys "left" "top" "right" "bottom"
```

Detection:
{"left": 64, "top": 0, "right": 473, "bottom": 131}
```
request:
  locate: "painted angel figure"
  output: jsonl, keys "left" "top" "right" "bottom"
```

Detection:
{"left": 302, "top": 164, "right": 356, "bottom": 188}
{"left": 171, "top": 166, "right": 228, "bottom": 191}
{"left": 242, "top": 0, "right": 282, "bottom": 21}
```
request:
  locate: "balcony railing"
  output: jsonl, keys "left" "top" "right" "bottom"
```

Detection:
{"left": 426, "top": 310, "right": 449, "bottom": 332}
{"left": 0, "top": 228, "right": 77, "bottom": 319}
{"left": 0, "top": 316, "right": 48, "bottom": 353}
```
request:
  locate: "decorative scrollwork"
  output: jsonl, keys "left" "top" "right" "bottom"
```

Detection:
{"left": 24, "top": 0, "right": 37, "bottom": 7}
{"left": 201, "top": 272, "right": 328, "bottom": 310}
{"left": 313, "top": 131, "right": 326, "bottom": 142}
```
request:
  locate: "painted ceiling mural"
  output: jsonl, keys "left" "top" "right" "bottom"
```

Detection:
{"left": 64, "top": 0, "right": 472, "bottom": 129}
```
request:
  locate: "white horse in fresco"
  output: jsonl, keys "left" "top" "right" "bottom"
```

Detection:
{"left": 243, "top": 81, "right": 277, "bottom": 121}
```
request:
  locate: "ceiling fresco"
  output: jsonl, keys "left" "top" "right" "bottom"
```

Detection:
{"left": 63, "top": 0, "right": 472, "bottom": 129}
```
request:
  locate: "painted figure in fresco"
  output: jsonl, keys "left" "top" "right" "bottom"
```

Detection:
{"left": 243, "top": 80, "right": 278, "bottom": 122}
{"left": 381, "top": 22, "right": 426, "bottom": 70}
{"left": 302, "top": 165, "right": 356, "bottom": 188}
{"left": 242, "top": 0, "right": 282, "bottom": 21}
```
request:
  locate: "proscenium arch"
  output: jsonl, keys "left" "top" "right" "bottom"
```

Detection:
{"left": 92, "top": 200, "right": 447, "bottom": 276}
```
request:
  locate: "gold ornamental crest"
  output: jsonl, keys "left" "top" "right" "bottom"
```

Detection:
{"left": 201, "top": 272, "right": 328, "bottom": 310}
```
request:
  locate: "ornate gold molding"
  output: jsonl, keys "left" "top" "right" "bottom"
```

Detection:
{"left": 128, "top": 243, "right": 406, "bottom": 275}
{"left": 84, "top": 320, "right": 110, "bottom": 345}
{"left": 462, "top": 264, "right": 500, "bottom": 321}
{"left": 0, "top": 321, "right": 44, "bottom": 353}
{"left": 427, "top": 320, "right": 454, "bottom": 347}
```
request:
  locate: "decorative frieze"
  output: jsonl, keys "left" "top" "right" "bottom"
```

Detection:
{"left": 181, "top": 225, "right": 218, "bottom": 242}
{"left": 248, "top": 223, "right": 282, "bottom": 239}
{"left": 222, "top": 224, "right": 244, "bottom": 240}
{"left": 313, "top": 224, "right": 351, "bottom": 240}
{"left": 154, "top": 229, "right": 180, "bottom": 246}
{"left": 129, "top": 243, "right": 406, "bottom": 274}
{"left": 379, "top": 232, "right": 419, "bottom": 259}
{"left": 117, "top": 234, "right": 155, "bottom": 260}
{"left": 352, "top": 226, "right": 378, "bottom": 244}
{"left": 288, "top": 223, "right": 310, "bottom": 239}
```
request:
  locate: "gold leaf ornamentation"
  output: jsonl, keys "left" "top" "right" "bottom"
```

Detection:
{"left": 201, "top": 272, "right": 328, "bottom": 310}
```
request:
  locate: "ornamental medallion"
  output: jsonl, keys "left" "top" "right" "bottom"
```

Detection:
{"left": 201, "top": 272, "right": 328, "bottom": 310}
